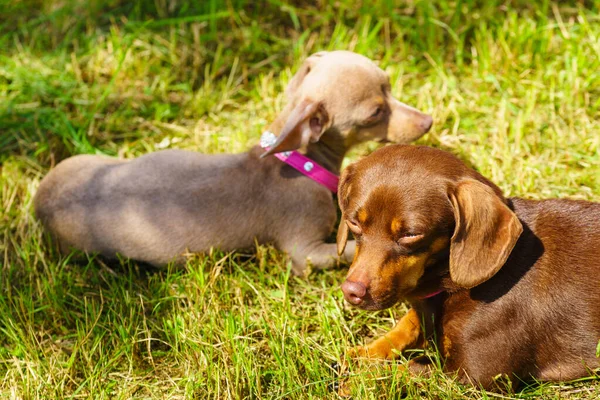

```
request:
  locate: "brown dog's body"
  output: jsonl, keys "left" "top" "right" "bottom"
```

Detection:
{"left": 337, "top": 145, "right": 600, "bottom": 388}
{"left": 34, "top": 51, "right": 432, "bottom": 274}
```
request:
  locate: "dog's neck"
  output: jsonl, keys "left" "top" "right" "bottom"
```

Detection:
{"left": 267, "top": 111, "right": 347, "bottom": 175}
{"left": 305, "top": 130, "right": 347, "bottom": 174}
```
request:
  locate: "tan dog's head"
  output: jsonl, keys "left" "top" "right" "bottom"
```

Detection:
{"left": 336, "top": 145, "right": 523, "bottom": 310}
{"left": 263, "top": 51, "right": 433, "bottom": 156}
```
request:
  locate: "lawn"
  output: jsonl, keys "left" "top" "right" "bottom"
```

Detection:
{"left": 1, "top": 0, "right": 599, "bottom": 398}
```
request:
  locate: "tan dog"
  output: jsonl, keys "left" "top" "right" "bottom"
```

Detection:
{"left": 337, "top": 145, "right": 600, "bottom": 389}
{"left": 34, "top": 51, "right": 432, "bottom": 274}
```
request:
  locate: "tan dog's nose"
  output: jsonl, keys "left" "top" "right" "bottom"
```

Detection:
{"left": 341, "top": 280, "right": 367, "bottom": 305}
{"left": 420, "top": 115, "right": 433, "bottom": 133}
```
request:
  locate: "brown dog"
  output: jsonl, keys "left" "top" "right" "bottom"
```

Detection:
{"left": 34, "top": 51, "right": 432, "bottom": 275}
{"left": 337, "top": 145, "right": 600, "bottom": 389}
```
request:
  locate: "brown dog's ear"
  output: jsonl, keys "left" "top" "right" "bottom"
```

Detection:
{"left": 285, "top": 51, "right": 328, "bottom": 99}
{"left": 448, "top": 179, "right": 523, "bottom": 288}
{"left": 336, "top": 219, "right": 349, "bottom": 256}
{"left": 336, "top": 165, "right": 355, "bottom": 256}
{"left": 262, "top": 99, "right": 328, "bottom": 156}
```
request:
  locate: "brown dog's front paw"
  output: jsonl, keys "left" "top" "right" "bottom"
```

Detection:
{"left": 346, "top": 345, "right": 367, "bottom": 359}
{"left": 347, "top": 339, "right": 399, "bottom": 361}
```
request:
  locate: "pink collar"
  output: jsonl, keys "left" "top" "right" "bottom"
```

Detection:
{"left": 260, "top": 132, "right": 339, "bottom": 193}
{"left": 420, "top": 290, "right": 444, "bottom": 299}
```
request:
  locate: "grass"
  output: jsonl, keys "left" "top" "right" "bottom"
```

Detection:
{"left": 1, "top": 0, "right": 600, "bottom": 398}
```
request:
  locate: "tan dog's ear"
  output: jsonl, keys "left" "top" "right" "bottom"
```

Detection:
{"left": 262, "top": 99, "right": 328, "bottom": 156}
{"left": 285, "top": 51, "right": 328, "bottom": 99}
{"left": 263, "top": 51, "right": 329, "bottom": 156}
{"left": 448, "top": 179, "right": 523, "bottom": 288}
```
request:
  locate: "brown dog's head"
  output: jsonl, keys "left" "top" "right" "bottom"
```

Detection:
{"left": 337, "top": 145, "right": 523, "bottom": 310}
{"left": 262, "top": 51, "right": 433, "bottom": 156}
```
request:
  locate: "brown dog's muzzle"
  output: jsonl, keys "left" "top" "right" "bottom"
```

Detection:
{"left": 340, "top": 242, "right": 390, "bottom": 309}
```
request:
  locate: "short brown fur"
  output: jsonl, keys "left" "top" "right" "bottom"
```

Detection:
{"left": 338, "top": 145, "right": 600, "bottom": 389}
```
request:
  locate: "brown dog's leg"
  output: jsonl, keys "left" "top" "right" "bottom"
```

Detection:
{"left": 348, "top": 308, "right": 422, "bottom": 360}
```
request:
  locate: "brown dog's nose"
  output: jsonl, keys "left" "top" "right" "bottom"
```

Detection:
{"left": 341, "top": 280, "right": 367, "bottom": 305}
{"left": 420, "top": 115, "right": 433, "bottom": 133}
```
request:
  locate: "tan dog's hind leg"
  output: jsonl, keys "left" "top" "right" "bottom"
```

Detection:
{"left": 348, "top": 308, "right": 422, "bottom": 360}
{"left": 287, "top": 240, "right": 357, "bottom": 275}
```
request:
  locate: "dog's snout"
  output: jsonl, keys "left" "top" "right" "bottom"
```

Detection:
{"left": 341, "top": 280, "right": 367, "bottom": 305}
{"left": 420, "top": 115, "right": 433, "bottom": 133}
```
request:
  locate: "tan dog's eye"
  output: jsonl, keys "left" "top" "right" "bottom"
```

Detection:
{"left": 363, "top": 106, "right": 385, "bottom": 125}
{"left": 370, "top": 107, "right": 383, "bottom": 119}
{"left": 397, "top": 233, "right": 425, "bottom": 246}
{"left": 346, "top": 220, "right": 362, "bottom": 235}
